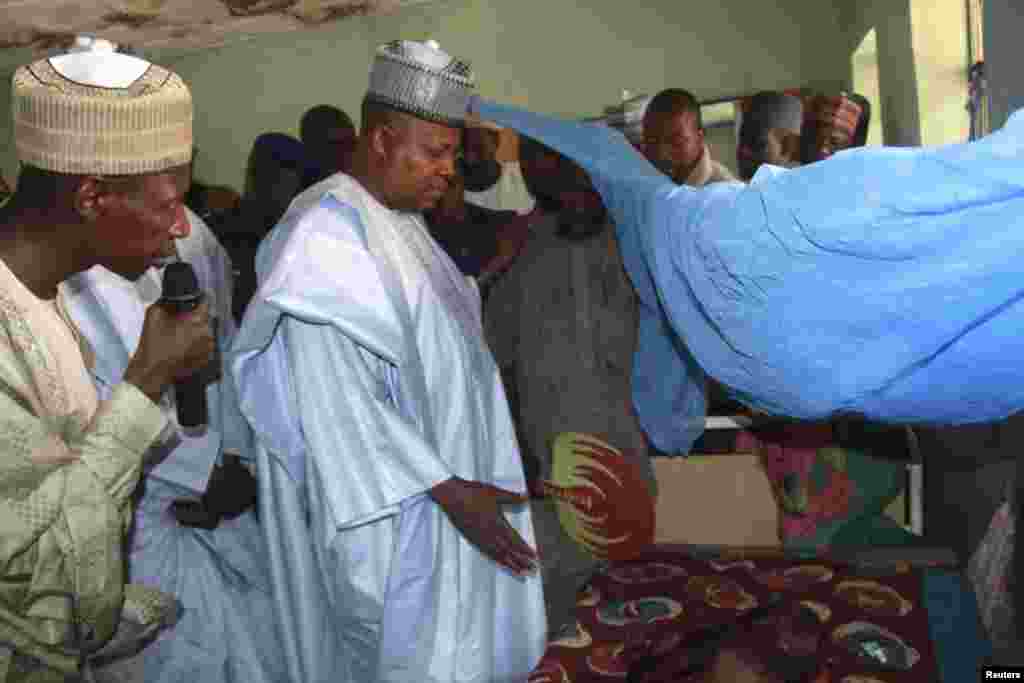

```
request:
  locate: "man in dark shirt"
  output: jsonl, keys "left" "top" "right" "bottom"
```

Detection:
{"left": 424, "top": 167, "right": 530, "bottom": 297}
{"left": 299, "top": 104, "right": 358, "bottom": 187}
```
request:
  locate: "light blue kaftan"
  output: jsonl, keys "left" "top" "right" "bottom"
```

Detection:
{"left": 230, "top": 175, "right": 547, "bottom": 683}
{"left": 477, "top": 99, "right": 1024, "bottom": 452}
{"left": 63, "top": 209, "right": 284, "bottom": 683}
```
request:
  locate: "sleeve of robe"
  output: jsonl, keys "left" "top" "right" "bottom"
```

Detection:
{"left": 0, "top": 379, "right": 167, "bottom": 538}
{"left": 0, "top": 323, "right": 167, "bottom": 659}
{"left": 476, "top": 98, "right": 1024, "bottom": 428}
{"left": 283, "top": 315, "right": 454, "bottom": 531}
{"left": 234, "top": 197, "right": 454, "bottom": 532}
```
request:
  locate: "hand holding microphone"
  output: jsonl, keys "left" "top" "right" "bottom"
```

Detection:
{"left": 160, "top": 263, "right": 213, "bottom": 429}
{"left": 124, "top": 263, "right": 215, "bottom": 414}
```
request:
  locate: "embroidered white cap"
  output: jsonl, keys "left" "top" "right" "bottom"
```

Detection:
{"left": 366, "top": 39, "right": 475, "bottom": 127}
{"left": 12, "top": 42, "right": 192, "bottom": 175}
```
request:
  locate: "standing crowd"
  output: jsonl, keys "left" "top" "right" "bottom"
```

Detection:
{"left": 0, "top": 36, "right": 873, "bottom": 683}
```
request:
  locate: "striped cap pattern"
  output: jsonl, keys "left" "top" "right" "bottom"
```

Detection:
{"left": 367, "top": 40, "right": 475, "bottom": 127}
{"left": 12, "top": 57, "right": 192, "bottom": 175}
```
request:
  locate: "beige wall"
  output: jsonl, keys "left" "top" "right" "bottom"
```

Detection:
{"left": 839, "top": 0, "right": 922, "bottom": 147}
{"left": 842, "top": 0, "right": 971, "bottom": 149}
{"left": 1, "top": 0, "right": 849, "bottom": 190}
{"left": 910, "top": 0, "right": 969, "bottom": 146}
{"left": 852, "top": 28, "right": 884, "bottom": 146}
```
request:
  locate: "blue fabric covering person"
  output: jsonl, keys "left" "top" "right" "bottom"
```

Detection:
{"left": 475, "top": 97, "right": 1024, "bottom": 452}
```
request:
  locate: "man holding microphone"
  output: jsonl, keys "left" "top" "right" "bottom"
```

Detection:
{"left": 0, "top": 42, "right": 215, "bottom": 681}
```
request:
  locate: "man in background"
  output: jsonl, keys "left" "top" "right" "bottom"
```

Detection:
{"left": 299, "top": 104, "right": 357, "bottom": 186}
{"left": 424, "top": 164, "right": 530, "bottom": 298}
{"left": 213, "top": 132, "right": 309, "bottom": 322}
{"left": 641, "top": 88, "right": 736, "bottom": 187}
{"left": 517, "top": 134, "right": 565, "bottom": 213}
{"left": 485, "top": 154, "right": 652, "bottom": 634}
{"left": 463, "top": 121, "right": 536, "bottom": 214}
{"left": 800, "top": 93, "right": 865, "bottom": 163}
{"left": 637, "top": 88, "right": 738, "bottom": 456}
{"left": 184, "top": 148, "right": 240, "bottom": 225}
{"left": 848, "top": 93, "right": 872, "bottom": 148}
{"left": 736, "top": 91, "right": 804, "bottom": 181}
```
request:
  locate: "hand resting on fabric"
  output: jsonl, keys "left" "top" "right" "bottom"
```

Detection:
{"left": 430, "top": 477, "right": 539, "bottom": 575}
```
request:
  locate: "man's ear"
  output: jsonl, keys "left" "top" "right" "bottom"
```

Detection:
{"left": 74, "top": 177, "right": 104, "bottom": 221}
{"left": 369, "top": 123, "right": 397, "bottom": 162}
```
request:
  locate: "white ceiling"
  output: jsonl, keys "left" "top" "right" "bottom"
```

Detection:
{"left": 0, "top": 0, "right": 436, "bottom": 74}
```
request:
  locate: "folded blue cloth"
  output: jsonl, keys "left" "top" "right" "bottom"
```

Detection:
{"left": 477, "top": 98, "right": 1024, "bottom": 452}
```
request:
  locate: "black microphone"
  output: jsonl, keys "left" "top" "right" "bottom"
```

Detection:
{"left": 160, "top": 262, "right": 208, "bottom": 429}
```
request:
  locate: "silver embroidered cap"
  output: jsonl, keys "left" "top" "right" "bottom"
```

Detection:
{"left": 366, "top": 40, "right": 475, "bottom": 127}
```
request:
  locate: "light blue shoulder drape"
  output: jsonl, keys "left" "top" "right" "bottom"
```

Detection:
{"left": 478, "top": 99, "right": 1024, "bottom": 451}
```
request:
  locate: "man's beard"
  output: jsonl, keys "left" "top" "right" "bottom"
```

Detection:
{"left": 461, "top": 158, "right": 503, "bottom": 192}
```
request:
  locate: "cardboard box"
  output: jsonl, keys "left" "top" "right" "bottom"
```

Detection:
{"left": 653, "top": 454, "right": 781, "bottom": 547}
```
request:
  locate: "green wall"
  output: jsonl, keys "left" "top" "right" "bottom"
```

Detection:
{"left": 910, "top": 0, "right": 969, "bottom": 146}
{"left": 2, "top": 0, "right": 849, "bottom": 190}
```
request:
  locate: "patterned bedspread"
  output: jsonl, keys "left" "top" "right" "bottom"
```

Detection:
{"left": 529, "top": 546, "right": 968, "bottom": 682}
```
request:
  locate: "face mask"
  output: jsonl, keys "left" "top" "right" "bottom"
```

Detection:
{"left": 460, "top": 158, "right": 503, "bottom": 192}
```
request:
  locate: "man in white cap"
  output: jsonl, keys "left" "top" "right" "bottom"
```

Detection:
{"left": 0, "top": 44, "right": 214, "bottom": 680}
{"left": 63, "top": 200, "right": 284, "bottom": 683}
{"left": 736, "top": 91, "right": 804, "bottom": 181}
{"left": 232, "top": 39, "right": 546, "bottom": 683}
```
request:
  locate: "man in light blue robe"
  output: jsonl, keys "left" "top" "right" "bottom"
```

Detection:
{"left": 230, "top": 40, "right": 546, "bottom": 683}
{"left": 474, "top": 98, "right": 1024, "bottom": 444}
{"left": 64, "top": 208, "right": 284, "bottom": 683}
